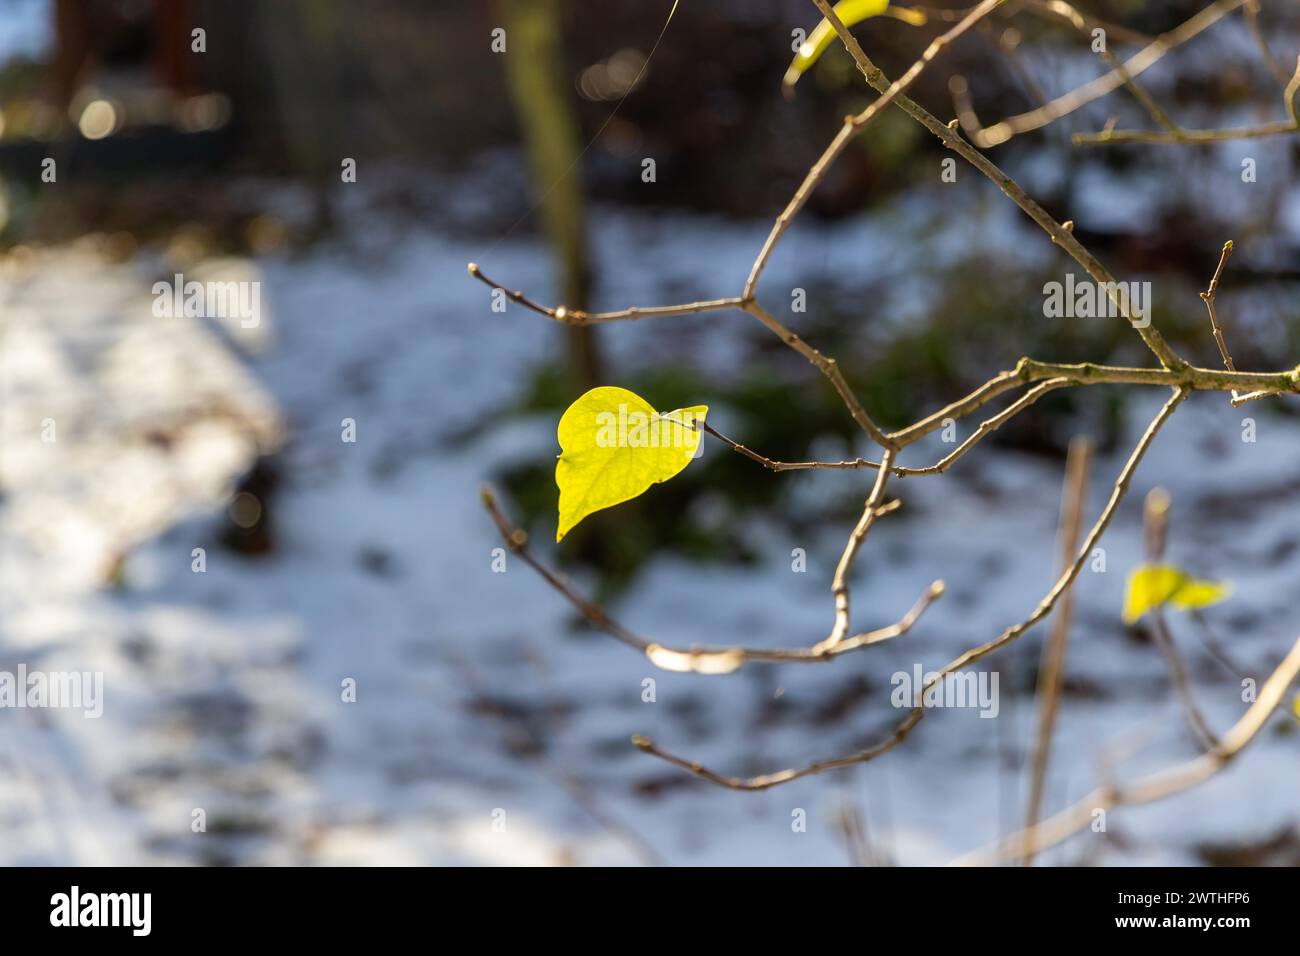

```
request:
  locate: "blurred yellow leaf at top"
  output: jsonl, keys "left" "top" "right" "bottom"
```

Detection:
{"left": 1122, "top": 564, "right": 1231, "bottom": 625}
{"left": 784, "top": 1, "right": 927, "bottom": 92}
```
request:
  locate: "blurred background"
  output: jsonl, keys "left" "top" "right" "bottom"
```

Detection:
{"left": 0, "top": 0, "right": 1298, "bottom": 865}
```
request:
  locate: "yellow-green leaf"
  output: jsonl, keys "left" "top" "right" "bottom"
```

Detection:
{"left": 555, "top": 386, "right": 707, "bottom": 542}
{"left": 783, "top": 1, "right": 926, "bottom": 91}
{"left": 1122, "top": 563, "right": 1232, "bottom": 625}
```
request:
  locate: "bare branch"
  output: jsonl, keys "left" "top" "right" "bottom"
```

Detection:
{"left": 1061, "top": 10, "right": 1300, "bottom": 146}
{"left": 890, "top": 370, "right": 1027, "bottom": 445}
{"left": 634, "top": 388, "right": 1188, "bottom": 789}
{"left": 479, "top": 485, "right": 942, "bottom": 672}
{"left": 704, "top": 358, "right": 1297, "bottom": 480}
{"left": 1197, "top": 240, "right": 1271, "bottom": 407}
{"left": 1073, "top": 118, "right": 1297, "bottom": 146}
{"left": 999, "top": 2, "right": 1296, "bottom": 147}
{"left": 810, "top": 0, "right": 1189, "bottom": 371}
{"left": 700, "top": 421, "right": 885, "bottom": 473}
{"left": 893, "top": 377, "right": 1070, "bottom": 477}
{"left": 1202, "top": 240, "right": 1238, "bottom": 378}
{"left": 970, "top": 0, "right": 1249, "bottom": 147}
{"left": 1150, "top": 611, "right": 1220, "bottom": 750}
{"left": 1096, "top": 48, "right": 1183, "bottom": 136}
{"left": 822, "top": 449, "right": 896, "bottom": 650}
{"left": 1023, "top": 435, "right": 1091, "bottom": 865}
{"left": 924, "top": 387, "right": 1187, "bottom": 676}
{"left": 956, "top": 633, "right": 1300, "bottom": 865}
{"left": 990, "top": 0, "right": 1185, "bottom": 139}
{"left": 1015, "top": 358, "right": 1297, "bottom": 394}
{"left": 471, "top": 259, "right": 895, "bottom": 447}
{"left": 1244, "top": 0, "right": 1294, "bottom": 87}
{"left": 468, "top": 262, "right": 744, "bottom": 324}
{"left": 745, "top": 0, "right": 1008, "bottom": 299}
{"left": 475, "top": 0, "right": 1300, "bottom": 816}
{"left": 1142, "top": 488, "right": 1220, "bottom": 752}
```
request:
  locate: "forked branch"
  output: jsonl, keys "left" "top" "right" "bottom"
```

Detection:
{"left": 473, "top": 1, "right": 1300, "bottom": 821}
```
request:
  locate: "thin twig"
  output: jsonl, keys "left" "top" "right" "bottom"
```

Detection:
{"left": 1015, "top": 358, "right": 1296, "bottom": 394}
{"left": 700, "top": 351, "right": 1294, "bottom": 478}
{"left": 1198, "top": 240, "right": 1270, "bottom": 408}
{"left": 1149, "top": 612, "right": 1220, "bottom": 750}
{"left": 1023, "top": 435, "right": 1091, "bottom": 865}
{"left": 969, "top": 0, "right": 1249, "bottom": 147}
{"left": 1097, "top": 48, "right": 1182, "bottom": 135}
{"left": 1244, "top": 0, "right": 1293, "bottom": 87}
{"left": 822, "top": 449, "right": 896, "bottom": 650}
{"left": 1202, "top": 240, "right": 1238, "bottom": 376}
{"left": 700, "top": 421, "right": 883, "bottom": 473}
{"left": 810, "top": 0, "right": 1189, "bottom": 371}
{"left": 467, "top": 262, "right": 744, "bottom": 325}
{"left": 1074, "top": 119, "right": 1297, "bottom": 145}
{"left": 1074, "top": 31, "right": 1300, "bottom": 145}
{"left": 746, "top": 0, "right": 1008, "bottom": 299}
{"left": 996, "top": 0, "right": 1185, "bottom": 139}
{"left": 895, "top": 377, "right": 1070, "bottom": 476}
{"left": 891, "top": 369, "right": 1028, "bottom": 444}
{"left": 1142, "top": 488, "right": 1220, "bottom": 751}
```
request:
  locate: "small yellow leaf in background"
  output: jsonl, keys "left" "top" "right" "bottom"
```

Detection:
{"left": 555, "top": 386, "right": 707, "bottom": 542}
{"left": 784, "top": 1, "right": 926, "bottom": 92}
{"left": 1122, "top": 563, "right": 1231, "bottom": 625}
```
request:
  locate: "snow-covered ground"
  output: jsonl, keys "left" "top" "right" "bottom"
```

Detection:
{"left": 1, "top": 179, "right": 1297, "bottom": 866}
